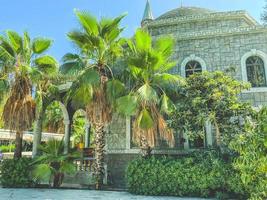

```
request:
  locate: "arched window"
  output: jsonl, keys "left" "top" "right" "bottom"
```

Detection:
{"left": 185, "top": 60, "right": 202, "bottom": 77}
{"left": 246, "top": 56, "right": 266, "bottom": 87}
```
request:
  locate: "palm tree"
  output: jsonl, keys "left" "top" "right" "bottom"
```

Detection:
{"left": 117, "top": 29, "right": 184, "bottom": 157}
{"left": 61, "top": 11, "right": 126, "bottom": 189}
{"left": 0, "top": 30, "right": 57, "bottom": 158}
{"left": 32, "top": 58, "right": 59, "bottom": 157}
{"left": 32, "top": 139, "right": 79, "bottom": 188}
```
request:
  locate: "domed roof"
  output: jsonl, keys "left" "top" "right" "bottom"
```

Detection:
{"left": 157, "top": 7, "right": 214, "bottom": 20}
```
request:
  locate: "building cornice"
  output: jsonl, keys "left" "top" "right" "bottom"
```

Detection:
{"left": 152, "top": 26, "right": 267, "bottom": 42}
{"left": 145, "top": 10, "right": 259, "bottom": 28}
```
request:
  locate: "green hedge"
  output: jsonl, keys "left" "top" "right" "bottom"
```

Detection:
{"left": 126, "top": 151, "right": 247, "bottom": 199}
{"left": 1, "top": 158, "right": 36, "bottom": 188}
{"left": 0, "top": 144, "right": 15, "bottom": 152}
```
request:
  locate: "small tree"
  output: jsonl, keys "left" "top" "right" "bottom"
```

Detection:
{"left": 170, "top": 71, "right": 253, "bottom": 147}
{"left": 32, "top": 139, "right": 78, "bottom": 188}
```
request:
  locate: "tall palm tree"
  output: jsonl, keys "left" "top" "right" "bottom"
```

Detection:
{"left": 61, "top": 11, "right": 126, "bottom": 189}
{"left": 0, "top": 30, "right": 57, "bottom": 158}
{"left": 117, "top": 29, "right": 184, "bottom": 156}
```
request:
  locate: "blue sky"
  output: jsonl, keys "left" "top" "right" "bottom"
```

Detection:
{"left": 0, "top": 0, "right": 265, "bottom": 61}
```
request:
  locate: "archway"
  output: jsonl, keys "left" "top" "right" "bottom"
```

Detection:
{"left": 32, "top": 100, "right": 71, "bottom": 156}
{"left": 71, "top": 109, "right": 92, "bottom": 149}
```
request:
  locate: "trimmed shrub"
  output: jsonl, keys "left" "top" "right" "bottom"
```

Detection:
{"left": 1, "top": 158, "right": 36, "bottom": 188}
{"left": 126, "top": 151, "right": 247, "bottom": 199}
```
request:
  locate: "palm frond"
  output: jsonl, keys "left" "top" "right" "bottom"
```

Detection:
{"left": 135, "top": 29, "right": 151, "bottom": 51}
{"left": 137, "top": 83, "right": 158, "bottom": 103}
{"left": 116, "top": 95, "right": 138, "bottom": 116}
{"left": 32, "top": 38, "right": 52, "bottom": 54}
{"left": 6, "top": 30, "right": 23, "bottom": 53}
{"left": 0, "top": 36, "right": 16, "bottom": 58}
{"left": 34, "top": 55, "right": 58, "bottom": 75}
{"left": 75, "top": 10, "right": 99, "bottom": 36}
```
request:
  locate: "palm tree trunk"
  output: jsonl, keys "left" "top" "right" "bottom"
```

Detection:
{"left": 140, "top": 135, "right": 152, "bottom": 158}
{"left": 32, "top": 107, "right": 44, "bottom": 157}
{"left": 53, "top": 173, "right": 64, "bottom": 188}
{"left": 94, "top": 122, "right": 105, "bottom": 190}
{"left": 14, "top": 131, "right": 23, "bottom": 159}
{"left": 214, "top": 119, "right": 221, "bottom": 147}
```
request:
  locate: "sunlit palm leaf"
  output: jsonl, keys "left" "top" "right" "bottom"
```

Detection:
{"left": 135, "top": 29, "right": 151, "bottom": 51}
{"left": 137, "top": 83, "right": 158, "bottom": 103}
{"left": 35, "top": 55, "right": 58, "bottom": 75}
{"left": 32, "top": 38, "right": 52, "bottom": 54}
{"left": 6, "top": 30, "right": 22, "bottom": 53}
{"left": 75, "top": 10, "right": 99, "bottom": 35}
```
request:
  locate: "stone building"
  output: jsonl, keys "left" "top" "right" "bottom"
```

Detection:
{"left": 105, "top": 1, "right": 267, "bottom": 187}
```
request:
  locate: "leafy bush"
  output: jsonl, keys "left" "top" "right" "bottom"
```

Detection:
{"left": 230, "top": 108, "right": 267, "bottom": 200}
{"left": 126, "top": 151, "right": 247, "bottom": 199}
{"left": 0, "top": 144, "right": 15, "bottom": 152}
{"left": 1, "top": 158, "right": 36, "bottom": 188}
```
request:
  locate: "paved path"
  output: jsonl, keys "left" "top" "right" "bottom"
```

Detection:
{"left": 0, "top": 188, "right": 210, "bottom": 200}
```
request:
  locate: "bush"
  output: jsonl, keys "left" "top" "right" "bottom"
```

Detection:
{"left": 0, "top": 144, "right": 15, "bottom": 152}
{"left": 230, "top": 108, "right": 267, "bottom": 200}
{"left": 1, "top": 158, "right": 36, "bottom": 188}
{"left": 126, "top": 151, "right": 247, "bottom": 199}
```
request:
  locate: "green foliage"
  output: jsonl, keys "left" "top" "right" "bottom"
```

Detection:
{"left": 126, "top": 151, "right": 247, "bottom": 199}
{"left": 1, "top": 158, "right": 36, "bottom": 188}
{"left": 32, "top": 139, "right": 79, "bottom": 188}
{"left": 169, "top": 71, "right": 253, "bottom": 145}
{"left": 0, "top": 144, "right": 15, "bottom": 152}
{"left": 43, "top": 101, "right": 64, "bottom": 133}
{"left": 230, "top": 107, "right": 267, "bottom": 200}
{"left": 71, "top": 111, "right": 86, "bottom": 145}
{"left": 61, "top": 11, "right": 126, "bottom": 110}
{"left": 32, "top": 38, "right": 52, "bottom": 54}
{"left": 119, "top": 29, "right": 184, "bottom": 147}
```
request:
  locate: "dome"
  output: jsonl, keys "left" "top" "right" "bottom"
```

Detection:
{"left": 157, "top": 7, "right": 214, "bottom": 20}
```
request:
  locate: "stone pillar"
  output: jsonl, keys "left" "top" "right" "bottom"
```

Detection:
{"left": 64, "top": 119, "right": 71, "bottom": 154}
{"left": 125, "top": 117, "right": 131, "bottom": 150}
{"left": 183, "top": 132, "right": 190, "bottom": 150}
{"left": 85, "top": 123, "right": 91, "bottom": 148}
{"left": 205, "top": 121, "right": 213, "bottom": 147}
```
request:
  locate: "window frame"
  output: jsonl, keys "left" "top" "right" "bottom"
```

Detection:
{"left": 241, "top": 49, "right": 267, "bottom": 93}
{"left": 181, "top": 54, "right": 207, "bottom": 78}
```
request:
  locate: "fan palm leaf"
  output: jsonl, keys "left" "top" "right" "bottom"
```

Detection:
{"left": 118, "top": 29, "right": 184, "bottom": 155}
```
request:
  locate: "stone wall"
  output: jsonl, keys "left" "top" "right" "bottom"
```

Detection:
{"left": 106, "top": 154, "right": 138, "bottom": 188}
{"left": 106, "top": 114, "right": 127, "bottom": 151}
{"left": 146, "top": 11, "right": 267, "bottom": 106}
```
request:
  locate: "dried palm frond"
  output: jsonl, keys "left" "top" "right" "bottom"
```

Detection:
{"left": 86, "top": 84, "right": 112, "bottom": 126}
{"left": 2, "top": 75, "right": 35, "bottom": 131}
{"left": 132, "top": 104, "right": 175, "bottom": 148}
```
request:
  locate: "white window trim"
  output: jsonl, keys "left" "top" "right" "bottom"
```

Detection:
{"left": 181, "top": 54, "right": 207, "bottom": 77}
{"left": 241, "top": 49, "right": 267, "bottom": 93}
